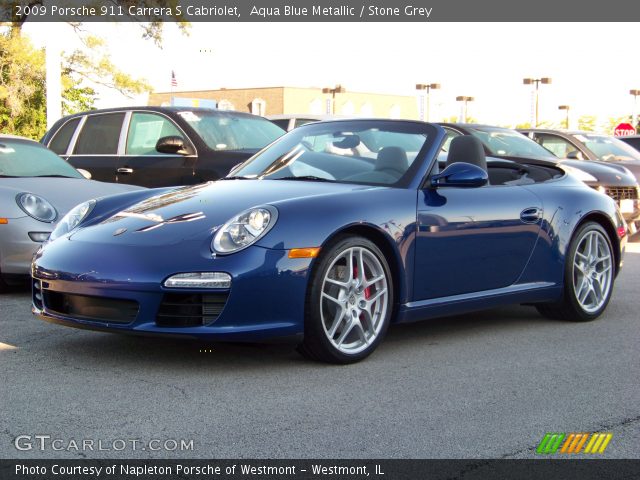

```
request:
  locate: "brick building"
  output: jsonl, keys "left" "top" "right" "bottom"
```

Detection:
{"left": 147, "top": 86, "right": 420, "bottom": 120}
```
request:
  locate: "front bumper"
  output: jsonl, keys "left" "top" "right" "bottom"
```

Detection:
{"left": 32, "top": 240, "right": 313, "bottom": 342}
{"left": 0, "top": 216, "right": 51, "bottom": 275}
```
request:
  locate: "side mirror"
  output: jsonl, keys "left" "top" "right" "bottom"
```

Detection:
{"left": 77, "top": 168, "right": 92, "bottom": 179}
{"left": 156, "top": 136, "right": 190, "bottom": 155}
{"left": 431, "top": 162, "right": 488, "bottom": 188}
{"left": 566, "top": 150, "right": 584, "bottom": 160}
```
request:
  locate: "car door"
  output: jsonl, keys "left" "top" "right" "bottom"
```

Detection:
{"left": 66, "top": 112, "right": 126, "bottom": 183}
{"left": 67, "top": 112, "right": 125, "bottom": 182}
{"left": 413, "top": 168, "right": 543, "bottom": 301}
{"left": 117, "top": 111, "right": 197, "bottom": 187}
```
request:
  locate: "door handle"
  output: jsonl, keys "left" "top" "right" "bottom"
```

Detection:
{"left": 117, "top": 168, "right": 134, "bottom": 174}
{"left": 520, "top": 207, "right": 542, "bottom": 224}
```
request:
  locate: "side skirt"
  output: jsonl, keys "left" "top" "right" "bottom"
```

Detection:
{"left": 395, "top": 282, "right": 562, "bottom": 323}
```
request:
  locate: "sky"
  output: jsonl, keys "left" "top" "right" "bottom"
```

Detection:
{"left": 23, "top": 21, "right": 640, "bottom": 129}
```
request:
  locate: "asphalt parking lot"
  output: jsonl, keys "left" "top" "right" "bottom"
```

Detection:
{"left": 1, "top": 238, "right": 639, "bottom": 460}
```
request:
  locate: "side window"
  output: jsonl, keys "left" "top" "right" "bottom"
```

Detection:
{"left": 534, "top": 134, "right": 576, "bottom": 158}
{"left": 270, "top": 119, "right": 290, "bottom": 131}
{"left": 126, "top": 113, "right": 183, "bottom": 155}
{"left": 48, "top": 118, "right": 80, "bottom": 155}
{"left": 74, "top": 113, "right": 125, "bottom": 155}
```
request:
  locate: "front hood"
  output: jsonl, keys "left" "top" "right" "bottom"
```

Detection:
{"left": 69, "top": 180, "right": 380, "bottom": 246}
{"left": 560, "top": 160, "right": 638, "bottom": 186}
{"left": 0, "top": 177, "right": 143, "bottom": 218}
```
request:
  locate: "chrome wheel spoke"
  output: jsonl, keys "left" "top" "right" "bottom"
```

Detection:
{"left": 356, "top": 321, "right": 368, "bottom": 345}
{"left": 575, "top": 250, "right": 589, "bottom": 262}
{"left": 356, "top": 248, "right": 366, "bottom": 284}
{"left": 336, "top": 317, "right": 356, "bottom": 346}
{"left": 591, "top": 280, "right": 603, "bottom": 303}
{"left": 365, "top": 288, "right": 387, "bottom": 306}
{"left": 364, "top": 274, "right": 385, "bottom": 288}
{"left": 360, "top": 306, "right": 377, "bottom": 335}
{"left": 577, "top": 280, "right": 590, "bottom": 304}
{"left": 347, "top": 248, "right": 355, "bottom": 280}
{"left": 322, "top": 291, "right": 343, "bottom": 307}
{"left": 327, "top": 305, "right": 347, "bottom": 338}
{"left": 325, "top": 277, "right": 350, "bottom": 289}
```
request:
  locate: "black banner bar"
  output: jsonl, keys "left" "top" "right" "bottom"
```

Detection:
{"left": 1, "top": 460, "right": 640, "bottom": 480}
{"left": 2, "top": 0, "right": 640, "bottom": 22}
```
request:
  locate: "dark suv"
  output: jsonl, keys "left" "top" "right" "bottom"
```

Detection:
{"left": 41, "top": 107, "right": 285, "bottom": 188}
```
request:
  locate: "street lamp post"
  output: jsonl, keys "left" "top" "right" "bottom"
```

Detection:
{"left": 322, "top": 85, "right": 346, "bottom": 115}
{"left": 523, "top": 77, "right": 552, "bottom": 127}
{"left": 558, "top": 105, "right": 570, "bottom": 129}
{"left": 416, "top": 83, "right": 440, "bottom": 121}
{"left": 630, "top": 89, "right": 640, "bottom": 132}
{"left": 455, "top": 96, "right": 474, "bottom": 123}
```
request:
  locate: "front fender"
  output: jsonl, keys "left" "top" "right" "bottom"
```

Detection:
{"left": 257, "top": 187, "right": 418, "bottom": 303}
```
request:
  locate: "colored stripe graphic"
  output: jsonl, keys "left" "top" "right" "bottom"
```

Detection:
{"left": 560, "top": 433, "right": 589, "bottom": 453}
{"left": 584, "top": 433, "right": 613, "bottom": 454}
{"left": 536, "top": 433, "right": 566, "bottom": 454}
{"left": 538, "top": 433, "right": 613, "bottom": 454}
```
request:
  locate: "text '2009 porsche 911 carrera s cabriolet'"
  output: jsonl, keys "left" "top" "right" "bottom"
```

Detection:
{"left": 32, "top": 120, "right": 627, "bottom": 363}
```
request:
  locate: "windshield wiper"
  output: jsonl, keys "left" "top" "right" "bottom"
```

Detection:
{"left": 32, "top": 174, "right": 76, "bottom": 178}
{"left": 221, "top": 175, "right": 256, "bottom": 180}
{"left": 274, "top": 176, "right": 335, "bottom": 182}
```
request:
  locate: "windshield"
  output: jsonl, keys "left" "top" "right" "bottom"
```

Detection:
{"left": 177, "top": 111, "right": 285, "bottom": 151}
{"left": 577, "top": 134, "right": 640, "bottom": 162}
{"left": 0, "top": 140, "right": 82, "bottom": 178}
{"left": 469, "top": 127, "right": 555, "bottom": 159}
{"left": 229, "top": 120, "right": 433, "bottom": 186}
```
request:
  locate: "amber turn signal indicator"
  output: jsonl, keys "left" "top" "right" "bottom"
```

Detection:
{"left": 288, "top": 247, "right": 321, "bottom": 258}
{"left": 0, "top": 218, "right": 8, "bottom": 224}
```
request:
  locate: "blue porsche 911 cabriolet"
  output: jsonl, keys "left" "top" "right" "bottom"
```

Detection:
{"left": 32, "top": 120, "right": 627, "bottom": 363}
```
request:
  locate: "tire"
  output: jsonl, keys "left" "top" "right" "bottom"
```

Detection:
{"left": 536, "top": 221, "right": 615, "bottom": 322}
{"left": 297, "top": 235, "right": 394, "bottom": 364}
{"left": 0, "top": 276, "right": 9, "bottom": 293}
{"left": 0, "top": 263, "right": 10, "bottom": 293}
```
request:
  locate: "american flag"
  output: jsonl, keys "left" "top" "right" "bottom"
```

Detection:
{"left": 171, "top": 71, "right": 177, "bottom": 88}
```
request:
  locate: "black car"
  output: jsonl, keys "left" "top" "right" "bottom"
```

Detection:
{"left": 519, "top": 129, "right": 640, "bottom": 183}
{"left": 618, "top": 134, "right": 640, "bottom": 152}
{"left": 41, "top": 107, "right": 285, "bottom": 188}
{"left": 439, "top": 123, "right": 640, "bottom": 229}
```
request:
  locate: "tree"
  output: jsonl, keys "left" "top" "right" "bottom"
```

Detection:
{"left": 0, "top": 29, "right": 101, "bottom": 138}
{"left": 3, "top": 0, "right": 189, "bottom": 46}
{"left": 603, "top": 115, "right": 632, "bottom": 135}
{"left": 1, "top": 1, "right": 190, "bottom": 135}
{"left": 63, "top": 32, "right": 151, "bottom": 98}
{"left": 577, "top": 115, "right": 597, "bottom": 132}
{"left": 0, "top": 31, "right": 47, "bottom": 138}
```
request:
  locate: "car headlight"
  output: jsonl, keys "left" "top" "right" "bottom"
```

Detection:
{"left": 16, "top": 193, "right": 57, "bottom": 223}
{"left": 212, "top": 206, "right": 278, "bottom": 254}
{"left": 563, "top": 165, "right": 598, "bottom": 183}
{"left": 49, "top": 199, "right": 96, "bottom": 241}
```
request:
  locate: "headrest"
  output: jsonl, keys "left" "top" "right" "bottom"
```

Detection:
{"left": 376, "top": 146, "right": 408, "bottom": 173}
{"left": 446, "top": 136, "right": 487, "bottom": 172}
